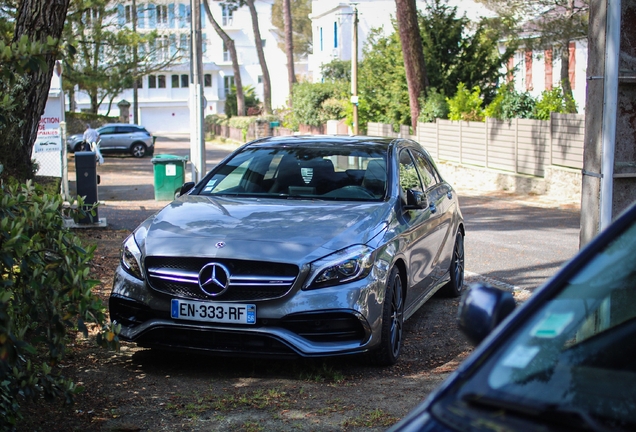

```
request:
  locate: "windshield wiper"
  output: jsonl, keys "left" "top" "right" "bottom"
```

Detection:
{"left": 462, "top": 393, "right": 618, "bottom": 432}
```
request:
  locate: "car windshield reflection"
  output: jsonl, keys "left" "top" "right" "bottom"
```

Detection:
{"left": 197, "top": 146, "right": 388, "bottom": 201}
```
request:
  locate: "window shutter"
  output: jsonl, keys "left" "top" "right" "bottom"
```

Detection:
{"left": 117, "top": 4, "right": 125, "bottom": 26}
{"left": 169, "top": 4, "right": 175, "bottom": 28}
{"left": 148, "top": 4, "right": 157, "bottom": 28}
{"left": 137, "top": 5, "right": 145, "bottom": 29}
{"left": 179, "top": 3, "right": 186, "bottom": 28}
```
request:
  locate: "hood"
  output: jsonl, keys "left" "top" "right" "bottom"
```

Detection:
{"left": 138, "top": 195, "right": 393, "bottom": 264}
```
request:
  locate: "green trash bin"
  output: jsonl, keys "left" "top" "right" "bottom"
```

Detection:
{"left": 151, "top": 154, "right": 188, "bottom": 201}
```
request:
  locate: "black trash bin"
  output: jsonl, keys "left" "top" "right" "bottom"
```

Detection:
{"left": 75, "top": 151, "right": 99, "bottom": 224}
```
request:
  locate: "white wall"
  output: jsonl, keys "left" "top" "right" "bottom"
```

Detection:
{"left": 72, "top": 0, "right": 293, "bottom": 134}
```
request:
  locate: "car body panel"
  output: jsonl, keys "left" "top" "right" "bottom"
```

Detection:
{"left": 109, "top": 135, "right": 464, "bottom": 360}
{"left": 390, "top": 201, "right": 636, "bottom": 430}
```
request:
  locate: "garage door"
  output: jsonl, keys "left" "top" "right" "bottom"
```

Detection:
{"left": 141, "top": 107, "right": 190, "bottom": 134}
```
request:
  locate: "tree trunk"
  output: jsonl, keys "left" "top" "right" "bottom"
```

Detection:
{"left": 203, "top": 0, "right": 245, "bottom": 116}
{"left": 246, "top": 0, "right": 272, "bottom": 114}
{"left": 395, "top": 0, "right": 428, "bottom": 131}
{"left": 3, "top": 0, "right": 71, "bottom": 181}
{"left": 283, "top": 0, "right": 296, "bottom": 107}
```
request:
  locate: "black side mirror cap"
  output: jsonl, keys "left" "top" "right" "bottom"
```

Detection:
{"left": 178, "top": 181, "right": 195, "bottom": 197}
{"left": 458, "top": 283, "right": 516, "bottom": 346}
{"left": 404, "top": 189, "right": 427, "bottom": 210}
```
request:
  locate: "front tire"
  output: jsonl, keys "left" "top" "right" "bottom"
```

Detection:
{"left": 371, "top": 266, "right": 404, "bottom": 366}
{"left": 441, "top": 232, "right": 465, "bottom": 297}
{"left": 131, "top": 142, "right": 147, "bottom": 158}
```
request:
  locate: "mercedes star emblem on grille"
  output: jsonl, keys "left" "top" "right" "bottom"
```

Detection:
{"left": 198, "top": 262, "right": 230, "bottom": 296}
{"left": 215, "top": 242, "right": 225, "bottom": 248}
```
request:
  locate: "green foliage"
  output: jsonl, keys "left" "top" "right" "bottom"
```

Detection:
{"left": 270, "top": 0, "right": 313, "bottom": 59}
{"left": 484, "top": 83, "right": 536, "bottom": 119}
{"left": 447, "top": 83, "right": 485, "bottom": 121}
{"left": 225, "top": 85, "right": 260, "bottom": 118}
{"left": 419, "top": 0, "right": 515, "bottom": 104}
{"left": 358, "top": 28, "right": 410, "bottom": 130}
{"left": 289, "top": 81, "right": 348, "bottom": 128}
{"left": 0, "top": 182, "right": 119, "bottom": 429}
{"left": 419, "top": 88, "right": 449, "bottom": 122}
{"left": 533, "top": 84, "right": 577, "bottom": 120}
{"left": 320, "top": 59, "right": 351, "bottom": 82}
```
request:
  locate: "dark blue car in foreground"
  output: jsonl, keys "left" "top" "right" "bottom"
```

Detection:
{"left": 391, "top": 201, "right": 636, "bottom": 431}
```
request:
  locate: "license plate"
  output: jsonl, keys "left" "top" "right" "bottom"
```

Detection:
{"left": 171, "top": 299, "right": 256, "bottom": 324}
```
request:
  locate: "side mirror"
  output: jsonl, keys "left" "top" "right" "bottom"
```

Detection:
{"left": 458, "top": 283, "right": 516, "bottom": 346}
{"left": 178, "top": 181, "right": 195, "bottom": 197}
{"left": 404, "top": 189, "right": 427, "bottom": 210}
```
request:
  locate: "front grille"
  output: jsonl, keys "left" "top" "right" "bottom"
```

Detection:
{"left": 136, "top": 327, "right": 298, "bottom": 358}
{"left": 145, "top": 256, "right": 299, "bottom": 302}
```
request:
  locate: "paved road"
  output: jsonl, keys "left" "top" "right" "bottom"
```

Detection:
{"left": 69, "top": 135, "right": 581, "bottom": 293}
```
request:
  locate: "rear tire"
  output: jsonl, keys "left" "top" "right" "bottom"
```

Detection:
{"left": 371, "top": 266, "right": 404, "bottom": 366}
{"left": 441, "top": 232, "right": 465, "bottom": 297}
{"left": 131, "top": 142, "right": 147, "bottom": 158}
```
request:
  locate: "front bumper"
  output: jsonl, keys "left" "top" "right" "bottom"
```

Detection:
{"left": 109, "top": 264, "right": 386, "bottom": 358}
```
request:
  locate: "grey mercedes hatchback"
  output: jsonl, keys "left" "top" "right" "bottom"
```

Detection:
{"left": 109, "top": 135, "right": 464, "bottom": 365}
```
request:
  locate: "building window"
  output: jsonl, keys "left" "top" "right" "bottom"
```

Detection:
{"left": 258, "top": 75, "right": 263, "bottom": 84}
{"left": 171, "top": 74, "right": 179, "bottom": 88}
{"left": 261, "top": 39, "right": 266, "bottom": 48}
{"left": 149, "top": 75, "right": 157, "bottom": 88}
{"left": 158, "top": 75, "right": 166, "bottom": 88}
{"left": 181, "top": 74, "right": 189, "bottom": 87}
{"left": 224, "top": 75, "right": 234, "bottom": 96}
{"left": 156, "top": 35, "right": 169, "bottom": 61}
{"left": 125, "top": 5, "right": 132, "bottom": 23}
{"left": 84, "top": 8, "right": 100, "bottom": 26}
{"left": 223, "top": 41, "right": 230, "bottom": 62}
{"left": 180, "top": 33, "right": 189, "bottom": 57}
{"left": 156, "top": 4, "right": 168, "bottom": 25}
{"left": 204, "top": 74, "right": 212, "bottom": 87}
{"left": 136, "top": 77, "right": 143, "bottom": 88}
{"left": 222, "top": 5, "right": 233, "bottom": 26}
{"left": 319, "top": 27, "right": 323, "bottom": 51}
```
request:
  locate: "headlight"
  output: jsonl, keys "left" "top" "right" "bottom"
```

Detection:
{"left": 121, "top": 235, "right": 144, "bottom": 280}
{"left": 304, "top": 245, "right": 375, "bottom": 290}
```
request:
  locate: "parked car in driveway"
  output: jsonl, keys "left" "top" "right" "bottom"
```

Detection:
{"left": 67, "top": 123, "right": 155, "bottom": 157}
{"left": 109, "top": 135, "right": 465, "bottom": 365}
{"left": 390, "top": 201, "right": 636, "bottom": 430}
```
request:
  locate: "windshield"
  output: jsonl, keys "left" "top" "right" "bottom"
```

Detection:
{"left": 198, "top": 145, "right": 388, "bottom": 201}
{"left": 458, "top": 220, "right": 636, "bottom": 428}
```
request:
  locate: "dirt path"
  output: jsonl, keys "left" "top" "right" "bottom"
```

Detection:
{"left": 18, "top": 226, "right": 472, "bottom": 432}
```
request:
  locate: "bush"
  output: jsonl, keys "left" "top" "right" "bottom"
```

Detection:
{"left": 224, "top": 85, "right": 260, "bottom": 118}
{"left": 0, "top": 182, "right": 119, "bottom": 429}
{"left": 291, "top": 81, "right": 348, "bottom": 127}
{"left": 484, "top": 84, "right": 536, "bottom": 120}
{"left": 64, "top": 112, "right": 118, "bottom": 135}
{"left": 419, "top": 88, "right": 449, "bottom": 122}
{"left": 447, "top": 83, "right": 484, "bottom": 121}
{"left": 533, "top": 84, "right": 577, "bottom": 120}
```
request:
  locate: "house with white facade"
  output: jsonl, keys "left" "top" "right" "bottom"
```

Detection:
{"left": 309, "top": 0, "right": 587, "bottom": 112}
{"left": 506, "top": 40, "right": 588, "bottom": 113}
{"left": 308, "top": 0, "right": 494, "bottom": 83}
{"left": 72, "top": 0, "right": 294, "bottom": 134}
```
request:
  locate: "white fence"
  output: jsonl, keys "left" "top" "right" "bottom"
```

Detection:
{"left": 367, "top": 113, "right": 585, "bottom": 179}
